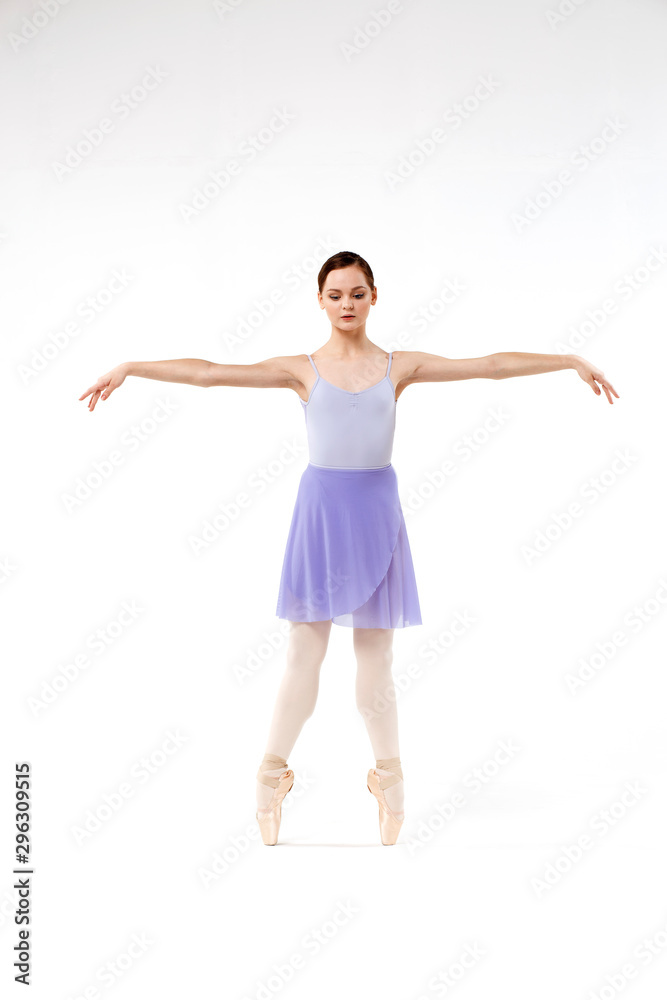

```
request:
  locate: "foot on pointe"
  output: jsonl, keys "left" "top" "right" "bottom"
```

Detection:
{"left": 374, "top": 766, "right": 404, "bottom": 820}
{"left": 256, "top": 767, "right": 289, "bottom": 813}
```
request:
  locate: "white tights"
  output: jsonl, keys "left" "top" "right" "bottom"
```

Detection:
{"left": 256, "top": 620, "right": 404, "bottom": 818}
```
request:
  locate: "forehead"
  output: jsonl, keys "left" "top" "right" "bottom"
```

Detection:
{"left": 323, "top": 266, "right": 369, "bottom": 291}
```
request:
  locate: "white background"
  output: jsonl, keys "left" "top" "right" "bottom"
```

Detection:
{"left": 2, "top": 0, "right": 666, "bottom": 997}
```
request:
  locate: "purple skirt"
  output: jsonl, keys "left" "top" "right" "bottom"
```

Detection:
{"left": 275, "top": 463, "right": 422, "bottom": 628}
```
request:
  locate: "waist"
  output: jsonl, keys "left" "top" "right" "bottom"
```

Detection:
{"left": 308, "top": 462, "right": 392, "bottom": 472}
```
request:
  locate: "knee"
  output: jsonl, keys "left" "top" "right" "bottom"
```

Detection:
{"left": 355, "top": 644, "right": 393, "bottom": 673}
{"left": 287, "top": 622, "right": 330, "bottom": 670}
{"left": 285, "top": 644, "right": 327, "bottom": 674}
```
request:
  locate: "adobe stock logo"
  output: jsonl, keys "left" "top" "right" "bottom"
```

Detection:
{"left": 546, "top": 0, "right": 591, "bottom": 29}
{"left": 8, "top": 0, "right": 73, "bottom": 53}
{"left": 521, "top": 448, "right": 637, "bottom": 565}
{"left": 51, "top": 68, "right": 168, "bottom": 179}
{"left": 384, "top": 75, "right": 501, "bottom": 190}
{"left": 178, "top": 107, "right": 296, "bottom": 223}
{"left": 510, "top": 117, "right": 628, "bottom": 233}
{"left": 339, "top": 1, "right": 405, "bottom": 62}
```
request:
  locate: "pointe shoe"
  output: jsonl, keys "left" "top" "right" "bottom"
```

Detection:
{"left": 255, "top": 753, "right": 294, "bottom": 846}
{"left": 367, "top": 756, "right": 404, "bottom": 846}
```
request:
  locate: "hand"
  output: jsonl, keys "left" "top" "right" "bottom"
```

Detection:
{"left": 571, "top": 356, "right": 619, "bottom": 404}
{"left": 79, "top": 363, "right": 129, "bottom": 411}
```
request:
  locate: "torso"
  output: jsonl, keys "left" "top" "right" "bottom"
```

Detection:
{"left": 292, "top": 352, "right": 408, "bottom": 403}
{"left": 300, "top": 351, "right": 397, "bottom": 469}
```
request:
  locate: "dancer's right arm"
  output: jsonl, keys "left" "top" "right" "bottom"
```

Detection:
{"left": 79, "top": 356, "right": 299, "bottom": 411}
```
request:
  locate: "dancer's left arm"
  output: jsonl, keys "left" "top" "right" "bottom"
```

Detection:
{"left": 493, "top": 352, "right": 619, "bottom": 404}
{"left": 400, "top": 351, "right": 619, "bottom": 404}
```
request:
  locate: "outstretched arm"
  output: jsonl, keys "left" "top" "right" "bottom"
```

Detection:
{"left": 397, "top": 351, "right": 619, "bottom": 404}
{"left": 494, "top": 352, "right": 619, "bottom": 403}
{"left": 79, "top": 356, "right": 299, "bottom": 412}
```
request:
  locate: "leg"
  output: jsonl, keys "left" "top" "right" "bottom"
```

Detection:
{"left": 353, "top": 626, "right": 403, "bottom": 820}
{"left": 256, "top": 619, "right": 332, "bottom": 813}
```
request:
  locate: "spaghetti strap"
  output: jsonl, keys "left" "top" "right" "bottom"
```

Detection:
{"left": 386, "top": 352, "right": 393, "bottom": 377}
{"left": 307, "top": 354, "right": 319, "bottom": 375}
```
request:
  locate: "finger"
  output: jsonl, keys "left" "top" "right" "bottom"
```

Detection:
{"left": 88, "top": 389, "right": 101, "bottom": 411}
{"left": 595, "top": 377, "right": 613, "bottom": 404}
{"left": 595, "top": 372, "right": 620, "bottom": 399}
{"left": 590, "top": 377, "right": 601, "bottom": 394}
{"left": 79, "top": 384, "right": 101, "bottom": 401}
{"left": 597, "top": 376, "right": 618, "bottom": 402}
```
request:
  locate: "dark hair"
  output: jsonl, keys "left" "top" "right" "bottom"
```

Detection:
{"left": 317, "top": 251, "right": 375, "bottom": 295}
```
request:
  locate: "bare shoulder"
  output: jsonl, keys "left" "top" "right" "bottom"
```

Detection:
{"left": 254, "top": 353, "right": 311, "bottom": 387}
{"left": 391, "top": 351, "right": 420, "bottom": 382}
{"left": 279, "top": 353, "right": 313, "bottom": 392}
{"left": 389, "top": 351, "right": 422, "bottom": 402}
{"left": 254, "top": 353, "right": 320, "bottom": 397}
{"left": 392, "top": 350, "right": 452, "bottom": 381}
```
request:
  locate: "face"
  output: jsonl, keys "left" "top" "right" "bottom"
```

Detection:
{"left": 318, "top": 266, "right": 377, "bottom": 332}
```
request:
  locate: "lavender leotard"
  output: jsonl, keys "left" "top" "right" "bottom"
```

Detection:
{"left": 301, "top": 353, "right": 396, "bottom": 469}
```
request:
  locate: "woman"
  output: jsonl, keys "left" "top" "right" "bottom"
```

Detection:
{"left": 79, "top": 250, "right": 619, "bottom": 847}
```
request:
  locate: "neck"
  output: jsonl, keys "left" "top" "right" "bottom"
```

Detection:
{"left": 319, "top": 330, "right": 378, "bottom": 358}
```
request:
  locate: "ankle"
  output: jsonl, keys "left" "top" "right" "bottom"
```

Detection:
{"left": 374, "top": 757, "right": 403, "bottom": 781}
{"left": 256, "top": 753, "right": 290, "bottom": 813}
{"left": 259, "top": 752, "right": 288, "bottom": 771}
{"left": 373, "top": 758, "right": 404, "bottom": 819}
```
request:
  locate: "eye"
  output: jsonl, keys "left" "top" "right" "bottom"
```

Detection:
{"left": 354, "top": 293, "right": 364, "bottom": 298}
